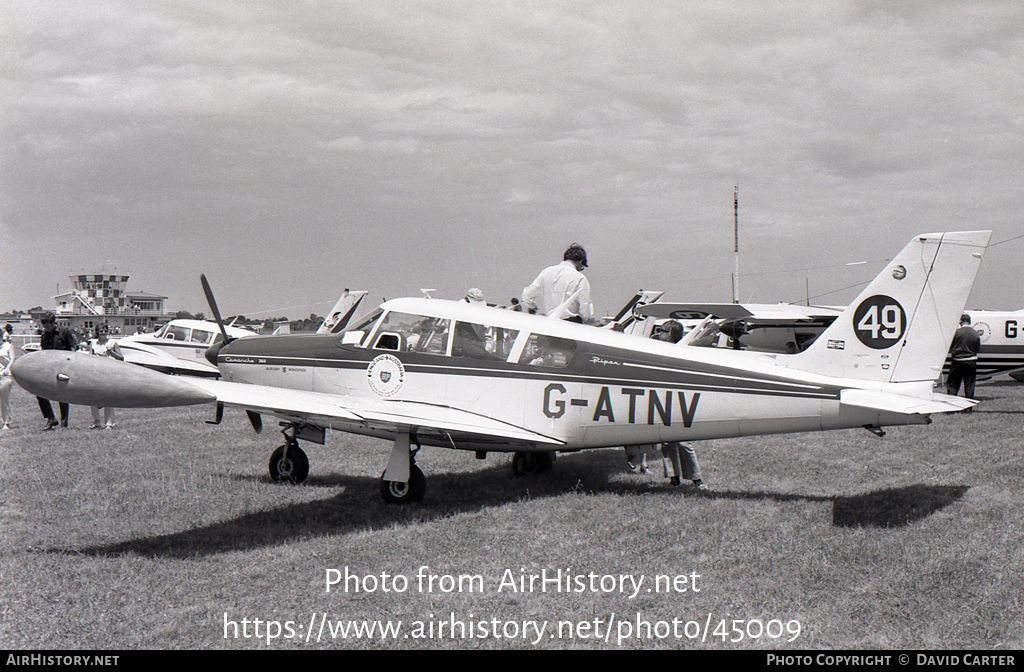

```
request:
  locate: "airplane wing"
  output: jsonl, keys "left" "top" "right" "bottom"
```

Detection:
{"left": 186, "top": 378, "right": 565, "bottom": 446}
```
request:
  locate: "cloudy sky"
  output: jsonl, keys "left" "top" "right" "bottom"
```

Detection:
{"left": 2, "top": 1, "right": 1022, "bottom": 320}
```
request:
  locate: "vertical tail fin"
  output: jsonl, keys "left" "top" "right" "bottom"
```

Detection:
{"left": 317, "top": 291, "right": 367, "bottom": 334}
{"left": 791, "top": 231, "right": 991, "bottom": 382}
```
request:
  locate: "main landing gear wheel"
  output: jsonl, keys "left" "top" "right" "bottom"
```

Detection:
{"left": 269, "top": 443, "right": 309, "bottom": 483}
{"left": 511, "top": 451, "right": 554, "bottom": 477}
{"left": 380, "top": 464, "right": 426, "bottom": 504}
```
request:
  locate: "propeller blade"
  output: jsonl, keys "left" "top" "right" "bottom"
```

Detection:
{"left": 200, "top": 273, "right": 234, "bottom": 367}
{"left": 200, "top": 273, "right": 232, "bottom": 345}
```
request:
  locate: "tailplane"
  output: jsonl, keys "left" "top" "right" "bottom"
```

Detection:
{"left": 790, "top": 231, "right": 991, "bottom": 383}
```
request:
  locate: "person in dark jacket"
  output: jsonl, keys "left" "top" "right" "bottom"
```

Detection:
{"left": 946, "top": 313, "right": 981, "bottom": 408}
{"left": 37, "top": 311, "right": 78, "bottom": 429}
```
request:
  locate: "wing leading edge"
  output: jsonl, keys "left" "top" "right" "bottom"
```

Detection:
{"left": 183, "top": 378, "right": 564, "bottom": 447}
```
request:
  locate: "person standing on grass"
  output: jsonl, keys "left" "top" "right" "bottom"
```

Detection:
{"left": 946, "top": 313, "right": 981, "bottom": 410}
{"left": 37, "top": 312, "right": 77, "bottom": 430}
{"left": 86, "top": 324, "right": 123, "bottom": 429}
{"left": 1, "top": 328, "right": 15, "bottom": 430}
{"left": 624, "top": 320, "right": 707, "bottom": 491}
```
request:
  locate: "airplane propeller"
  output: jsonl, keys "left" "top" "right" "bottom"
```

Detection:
{"left": 200, "top": 273, "right": 233, "bottom": 366}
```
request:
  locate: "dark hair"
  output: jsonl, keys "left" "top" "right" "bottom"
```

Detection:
{"left": 655, "top": 320, "right": 683, "bottom": 343}
{"left": 563, "top": 243, "right": 588, "bottom": 268}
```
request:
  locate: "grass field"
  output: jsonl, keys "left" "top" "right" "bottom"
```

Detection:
{"left": 1, "top": 380, "right": 1022, "bottom": 650}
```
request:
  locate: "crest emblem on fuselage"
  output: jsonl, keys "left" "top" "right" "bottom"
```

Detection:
{"left": 367, "top": 354, "right": 405, "bottom": 397}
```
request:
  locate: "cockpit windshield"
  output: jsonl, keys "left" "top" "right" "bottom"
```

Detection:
{"left": 339, "top": 308, "right": 383, "bottom": 346}
{"left": 517, "top": 334, "right": 577, "bottom": 368}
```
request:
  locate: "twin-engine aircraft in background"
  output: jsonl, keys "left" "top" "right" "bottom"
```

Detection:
{"left": 117, "top": 319, "right": 259, "bottom": 377}
{"left": 13, "top": 231, "right": 990, "bottom": 504}
{"left": 115, "top": 290, "right": 368, "bottom": 377}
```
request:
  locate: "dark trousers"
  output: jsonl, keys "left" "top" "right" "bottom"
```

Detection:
{"left": 38, "top": 397, "right": 69, "bottom": 424}
{"left": 946, "top": 360, "right": 977, "bottom": 400}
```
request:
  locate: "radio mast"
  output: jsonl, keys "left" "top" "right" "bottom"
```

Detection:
{"left": 732, "top": 185, "right": 739, "bottom": 304}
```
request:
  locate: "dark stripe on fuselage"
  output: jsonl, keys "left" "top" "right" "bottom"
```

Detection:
{"left": 219, "top": 334, "right": 841, "bottom": 401}
{"left": 943, "top": 347, "right": 1024, "bottom": 377}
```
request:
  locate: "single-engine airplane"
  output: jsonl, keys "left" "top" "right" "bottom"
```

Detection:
{"left": 13, "top": 231, "right": 990, "bottom": 504}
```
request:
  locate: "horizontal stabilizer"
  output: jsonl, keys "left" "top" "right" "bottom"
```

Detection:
{"left": 840, "top": 388, "right": 976, "bottom": 415}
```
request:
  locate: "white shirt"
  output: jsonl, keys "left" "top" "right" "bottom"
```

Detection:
{"left": 0, "top": 341, "right": 13, "bottom": 374}
{"left": 521, "top": 261, "right": 594, "bottom": 321}
{"left": 89, "top": 339, "right": 121, "bottom": 358}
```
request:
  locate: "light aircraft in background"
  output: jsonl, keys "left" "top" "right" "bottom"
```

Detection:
{"left": 637, "top": 301, "right": 1024, "bottom": 383}
{"left": 13, "top": 231, "right": 990, "bottom": 504}
{"left": 116, "top": 290, "right": 368, "bottom": 376}
{"left": 632, "top": 302, "right": 841, "bottom": 353}
{"left": 946, "top": 309, "right": 1024, "bottom": 382}
{"left": 117, "top": 319, "right": 259, "bottom": 377}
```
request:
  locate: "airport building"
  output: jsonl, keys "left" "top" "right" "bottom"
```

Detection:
{"left": 31, "top": 273, "right": 174, "bottom": 336}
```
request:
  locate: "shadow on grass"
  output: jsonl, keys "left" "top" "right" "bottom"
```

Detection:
{"left": 832, "top": 484, "right": 969, "bottom": 528}
{"left": 61, "top": 451, "right": 969, "bottom": 558}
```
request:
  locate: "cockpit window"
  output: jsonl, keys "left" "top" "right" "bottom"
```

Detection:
{"left": 340, "top": 308, "right": 383, "bottom": 346}
{"left": 190, "top": 329, "right": 214, "bottom": 344}
{"left": 518, "top": 334, "right": 577, "bottom": 368}
{"left": 348, "top": 308, "right": 383, "bottom": 334}
{"left": 164, "top": 325, "right": 189, "bottom": 341}
{"left": 408, "top": 317, "right": 450, "bottom": 355}
{"left": 452, "top": 321, "right": 519, "bottom": 361}
{"left": 372, "top": 312, "right": 452, "bottom": 355}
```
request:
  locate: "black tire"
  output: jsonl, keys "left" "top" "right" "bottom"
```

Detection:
{"left": 380, "top": 464, "right": 426, "bottom": 504}
{"left": 511, "top": 450, "right": 554, "bottom": 477}
{"left": 268, "top": 443, "right": 310, "bottom": 483}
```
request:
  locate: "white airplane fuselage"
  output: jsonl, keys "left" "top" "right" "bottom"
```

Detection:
{"left": 215, "top": 298, "right": 927, "bottom": 453}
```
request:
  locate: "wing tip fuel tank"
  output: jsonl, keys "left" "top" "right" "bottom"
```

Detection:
{"left": 11, "top": 351, "right": 217, "bottom": 408}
